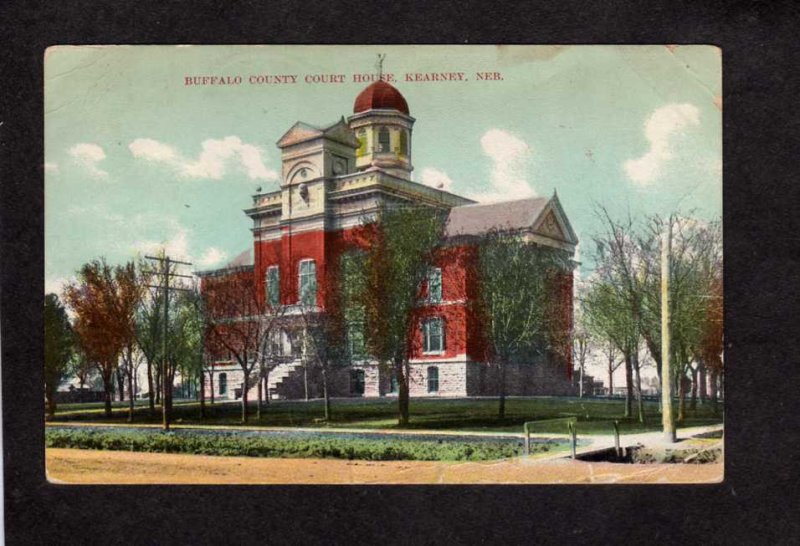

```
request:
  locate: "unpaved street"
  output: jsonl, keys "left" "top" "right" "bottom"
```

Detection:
{"left": 46, "top": 448, "right": 723, "bottom": 485}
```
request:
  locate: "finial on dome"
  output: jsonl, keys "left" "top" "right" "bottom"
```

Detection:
{"left": 376, "top": 53, "right": 386, "bottom": 79}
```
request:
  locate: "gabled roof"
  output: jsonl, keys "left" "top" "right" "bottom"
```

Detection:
{"left": 276, "top": 118, "right": 359, "bottom": 149}
{"left": 444, "top": 194, "right": 578, "bottom": 246}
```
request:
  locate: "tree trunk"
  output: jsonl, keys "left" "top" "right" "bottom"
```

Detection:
{"left": 689, "top": 365, "right": 698, "bottom": 412}
{"left": 607, "top": 355, "right": 614, "bottom": 397}
{"left": 127, "top": 370, "right": 135, "bottom": 423}
{"left": 264, "top": 369, "right": 270, "bottom": 405}
{"left": 397, "top": 359, "right": 410, "bottom": 427}
{"left": 45, "top": 387, "right": 56, "bottom": 421}
{"left": 698, "top": 360, "right": 707, "bottom": 403}
{"left": 303, "top": 364, "right": 309, "bottom": 401}
{"left": 209, "top": 368, "right": 215, "bottom": 405}
{"left": 199, "top": 375, "right": 206, "bottom": 419}
{"left": 624, "top": 353, "right": 633, "bottom": 418}
{"left": 102, "top": 372, "right": 113, "bottom": 417}
{"left": 257, "top": 375, "right": 263, "bottom": 420}
{"left": 117, "top": 368, "right": 126, "bottom": 402}
{"left": 155, "top": 369, "right": 161, "bottom": 406}
{"left": 633, "top": 352, "right": 645, "bottom": 424}
{"left": 709, "top": 369, "right": 719, "bottom": 415}
{"left": 677, "top": 372, "right": 687, "bottom": 423}
{"left": 498, "top": 360, "right": 509, "bottom": 420}
{"left": 322, "top": 367, "right": 331, "bottom": 422}
{"left": 578, "top": 359, "right": 584, "bottom": 398}
{"left": 147, "top": 359, "right": 155, "bottom": 416}
{"left": 241, "top": 378, "right": 249, "bottom": 424}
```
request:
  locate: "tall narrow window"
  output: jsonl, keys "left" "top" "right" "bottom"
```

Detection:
{"left": 266, "top": 266, "right": 280, "bottom": 307}
{"left": 298, "top": 260, "right": 317, "bottom": 305}
{"left": 422, "top": 317, "right": 444, "bottom": 354}
{"left": 399, "top": 130, "right": 408, "bottom": 156}
{"left": 378, "top": 127, "right": 390, "bottom": 153}
{"left": 389, "top": 373, "right": 398, "bottom": 394}
{"left": 348, "top": 322, "right": 365, "bottom": 358}
{"left": 357, "top": 129, "right": 367, "bottom": 157}
{"left": 427, "top": 367, "right": 439, "bottom": 393}
{"left": 219, "top": 373, "right": 227, "bottom": 395}
{"left": 426, "top": 267, "right": 442, "bottom": 303}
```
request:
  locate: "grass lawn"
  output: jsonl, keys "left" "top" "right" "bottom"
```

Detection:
{"left": 52, "top": 396, "right": 723, "bottom": 436}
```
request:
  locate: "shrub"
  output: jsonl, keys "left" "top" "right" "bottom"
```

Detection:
{"left": 44, "top": 428, "right": 560, "bottom": 462}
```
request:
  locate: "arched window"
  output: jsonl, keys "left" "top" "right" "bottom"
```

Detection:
{"left": 378, "top": 127, "right": 390, "bottom": 153}
{"left": 427, "top": 367, "right": 439, "bottom": 393}
{"left": 219, "top": 373, "right": 228, "bottom": 396}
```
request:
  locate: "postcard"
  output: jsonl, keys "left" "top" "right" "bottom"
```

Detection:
{"left": 44, "top": 45, "right": 722, "bottom": 484}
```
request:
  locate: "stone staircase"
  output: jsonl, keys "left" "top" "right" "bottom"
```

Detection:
{"left": 266, "top": 359, "right": 303, "bottom": 400}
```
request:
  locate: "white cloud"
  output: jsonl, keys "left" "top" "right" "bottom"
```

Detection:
{"left": 197, "top": 247, "right": 227, "bottom": 268}
{"left": 44, "top": 276, "right": 71, "bottom": 296}
{"left": 69, "top": 143, "right": 108, "bottom": 178}
{"left": 419, "top": 168, "right": 455, "bottom": 191}
{"left": 474, "top": 129, "right": 535, "bottom": 202}
{"left": 131, "top": 226, "right": 191, "bottom": 262}
{"left": 44, "top": 162, "right": 59, "bottom": 174}
{"left": 624, "top": 103, "right": 701, "bottom": 185}
{"left": 129, "top": 136, "right": 278, "bottom": 182}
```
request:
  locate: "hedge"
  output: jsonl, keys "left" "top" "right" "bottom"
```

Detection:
{"left": 45, "top": 428, "right": 557, "bottom": 462}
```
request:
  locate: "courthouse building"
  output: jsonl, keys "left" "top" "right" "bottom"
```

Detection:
{"left": 198, "top": 81, "right": 580, "bottom": 401}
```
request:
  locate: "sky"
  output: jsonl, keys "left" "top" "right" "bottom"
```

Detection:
{"left": 45, "top": 45, "right": 721, "bottom": 296}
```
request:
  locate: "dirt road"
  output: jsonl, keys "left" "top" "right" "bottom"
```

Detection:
{"left": 46, "top": 448, "right": 723, "bottom": 485}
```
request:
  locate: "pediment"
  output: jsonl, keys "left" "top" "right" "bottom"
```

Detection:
{"left": 277, "top": 122, "right": 324, "bottom": 148}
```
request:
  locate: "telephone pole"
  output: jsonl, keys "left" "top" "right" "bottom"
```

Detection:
{"left": 661, "top": 229, "right": 676, "bottom": 443}
{"left": 145, "top": 254, "right": 193, "bottom": 431}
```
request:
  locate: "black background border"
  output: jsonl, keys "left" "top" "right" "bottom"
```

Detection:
{"left": 2, "top": 1, "right": 799, "bottom": 544}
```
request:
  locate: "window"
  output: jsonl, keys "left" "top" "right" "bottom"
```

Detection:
{"left": 399, "top": 130, "right": 408, "bottom": 156}
{"left": 356, "top": 129, "right": 367, "bottom": 157}
{"left": 298, "top": 260, "right": 317, "bottom": 305}
{"left": 426, "top": 267, "right": 442, "bottom": 303}
{"left": 350, "top": 369, "right": 365, "bottom": 395}
{"left": 422, "top": 318, "right": 444, "bottom": 354}
{"left": 389, "top": 373, "right": 398, "bottom": 394}
{"left": 266, "top": 266, "right": 280, "bottom": 307}
{"left": 219, "top": 373, "right": 227, "bottom": 396}
{"left": 348, "top": 322, "right": 365, "bottom": 358}
{"left": 378, "top": 127, "right": 390, "bottom": 153}
{"left": 427, "top": 367, "right": 439, "bottom": 393}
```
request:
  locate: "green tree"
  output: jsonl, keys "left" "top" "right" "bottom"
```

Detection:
{"left": 475, "top": 231, "right": 570, "bottom": 419}
{"left": 44, "top": 293, "right": 74, "bottom": 420}
{"left": 345, "top": 205, "right": 446, "bottom": 426}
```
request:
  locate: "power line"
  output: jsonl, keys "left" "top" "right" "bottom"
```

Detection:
{"left": 144, "top": 255, "right": 193, "bottom": 431}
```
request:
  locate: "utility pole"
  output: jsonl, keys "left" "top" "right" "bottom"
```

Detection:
{"left": 145, "top": 254, "right": 193, "bottom": 431}
{"left": 661, "top": 228, "right": 676, "bottom": 443}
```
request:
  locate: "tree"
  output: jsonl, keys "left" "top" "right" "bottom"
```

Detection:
{"left": 203, "top": 268, "right": 285, "bottom": 423}
{"left": 475, "top": 231, "right": 570, "bottom": 419}
{"left": 296, "top": 257, "right": 352, "bottom": 421}
{"left": 44, "top": 293, "right": 74, "bottom": 420}
{"left": 170, "top": 287, "right": 206, "bottom": 417}
{"left": 64, "top": 259, "right": 143, "bottom": 417}
{"left": 573, "top": 281, "right": 593, "bottom": 398}
{"left": 346, "top": 205, "right": 447, "bottom": 426}
{"left": 135, "top": 284, "right": 164, "bottom": 415}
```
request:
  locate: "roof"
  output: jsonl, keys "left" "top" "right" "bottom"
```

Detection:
{"left": 195, "top": 248, "right": 253, "bottom": 277}
{"left": 276, "top": 118, "right": 359, "bottom": 149}
{"left": 226, "top": 248, "right": 253, "bottom": 268}
{"left": 445, "top": 197, "right": 549, "bottom": 237}
{"left": 353, "top": 81, "right": 410, "bottom": 115}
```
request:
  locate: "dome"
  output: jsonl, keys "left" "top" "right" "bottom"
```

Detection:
{"left": 353, "top": 81, "right": 410, "bottom": 115}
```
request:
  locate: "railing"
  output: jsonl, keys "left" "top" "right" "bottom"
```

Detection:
{"left": 523, "top": 415, "right": 578, "bottom": 459}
